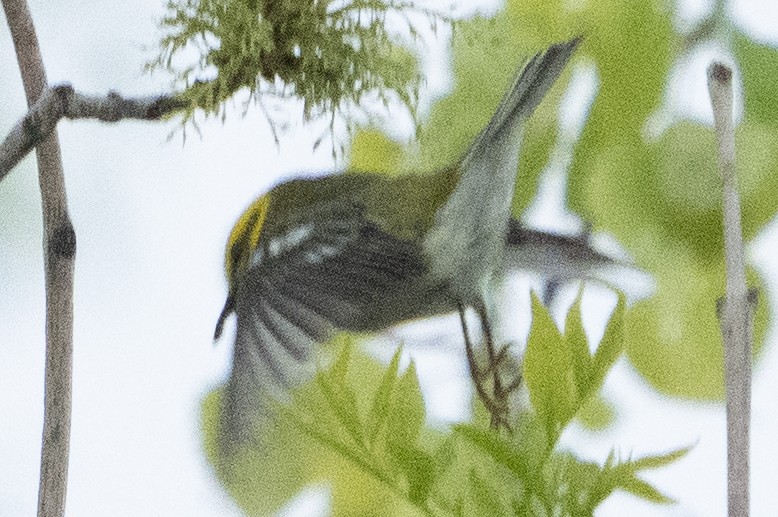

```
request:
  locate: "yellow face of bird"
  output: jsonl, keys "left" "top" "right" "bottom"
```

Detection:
{"left": 224, "top": 194, "right": 271, "bottom": 287}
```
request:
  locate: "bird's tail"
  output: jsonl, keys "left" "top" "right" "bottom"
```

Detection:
{"left": 503, "top": 220, "right": 653, "bottom": 299}
{"left": 463, "top": 37, "right": 582, "bottom": 170}
{"left": 424, "top": 38, "right": 581, "bottom": 300}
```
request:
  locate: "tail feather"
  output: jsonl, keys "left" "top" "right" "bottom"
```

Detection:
{"left": 503, "top": 219, "right": 621, "bottom": 280}
{"left": 464, "top": 37, "right": 582, "bottom": 168}
{"left": 424, "top": 38, "right": 581, "bottom": 302}
{"left": 503, "top": 220, "right": 651, "bottom": 297}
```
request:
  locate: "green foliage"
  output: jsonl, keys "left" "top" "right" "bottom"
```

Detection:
{"left": 348, "top": 0, "right": 778, "bottom": 401}
{"left": 150, "top": 0, "right": 453, "bottom": 138}
{"left": 204, "top": 301, "right": 686, "bottom": 516}
{"left": 524, "top": 290, "right": 624, "bottom": 445}
{"left": 576, "top": 394, "right": 616, "bottom": 432}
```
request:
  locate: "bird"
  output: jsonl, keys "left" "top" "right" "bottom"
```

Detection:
{"left": 214, "top": 37, "right": 583, "bottom": 459}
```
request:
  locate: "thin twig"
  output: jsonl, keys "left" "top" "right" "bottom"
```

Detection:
{"left": 707, "top": 61, "right": 754, "bottom": 517}
{"left": 0, "top": 84, "right": 186, "bottom": 182}
{"left": 2, "top": 1, "right": 75, "bottom": 516}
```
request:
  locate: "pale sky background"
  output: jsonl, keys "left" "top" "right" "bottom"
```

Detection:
{"left": 2, "top": 0, "right": 778, "bottom": 516}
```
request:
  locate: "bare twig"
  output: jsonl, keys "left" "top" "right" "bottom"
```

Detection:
{"left": 2, "top": 1, "right": 75, "bottom": 516}
{"left": 707, "top": 62, "right": 755, "bottom": 517}
{"left": 0, "top": 84, "right": 186, "bottom": 182}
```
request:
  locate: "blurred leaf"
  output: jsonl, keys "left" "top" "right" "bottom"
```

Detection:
{"left": 524, "top": 292, "right": 578, "bottom": 441}
{"left": 626, "top": 251, "right": 768, "bottom": 399}
{"left": 575, "top": 140, "right": 666, "bottom": 253}
{"left": 468, "top": 468, "right": 511, "bottom": 516}
{"left": 588, "top": 446, "right": 691, "bottom": 508}
{"left": 653, "top": 122, "right": 724, "bottom": 258}
{"left": 565, "top": 288, "right": 592, "bottom": 398}
{"left": 350, "top": 130, "right": 405, "bottom": 175}
{"left": 628, "top": 446, "right": 692, "bottom": 471}
{"left": 541, "top": 452, "right": 601, "bottom": 513}
{"left": 619, "top": 477, "right": 676, "bottom": 504}
{"left": 383, "top": 360, "right": 437, "bottom": 504}
{"left": 387, "top": 361, "right": 425, "bottom": 447}
{"left": 568, "top": 0, "right": 672, "bottom": 215}
{"left": 589, "top": 293, "right": 625, "bottom": 395}
{"left": 506, "top": 0, "right": 577, "bottom": 44}
{"left": 734, "top": 31, "right": 778, "bottom": 126}
{"left": 579, "top": 0, "right": 672, "bottom": 148}
{"left": 576, "top": 394, "right": 616, "bottom": 432}
{"left": 651, "top": 121, "right": 778, "bottom": 255}
{"left": 388, "top": 444, "right": 437, "bottom": 506}
{"left": 735, "top": 122, "right": 778, "bottom": 239}
{"left": 367, "top": 347, "right": 402, "bottom": 444}
{"left": 316, "top": 351, "right": 365, "bottom": 448}
{"left": 202, "top": 390, "right": 321, "bottom": 514}
{"left": 454, "top": 423, "right": 538, "bottom": 492}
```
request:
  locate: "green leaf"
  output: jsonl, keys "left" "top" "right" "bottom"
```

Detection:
{"left": 567, "top": 0, "right": 673, "bottom": 232}
{"left": 626, "top": 253, "right": 768, "bottom": 399}
{"left": 524, "top": 292, "right": 578, "bottom": 441}
{"left": 388, "top": 361, "right": 425, "bottom": 447}
{"left": 349, "top": 129, "right": 404, "bottom": 175}
{"left": 588, "top": 446, "right": 691, "bottom": 509}
{"left": 367, "top": 347, "right": 402, "bottom": 445}
{"left": 575, "top": 394, "right": 616, "bottom": 432}
{"left": 619, "top": 476, "right": 675, "bottom": 504}
{"left": 388, "top": 444, "right": 437, "bottom": 506}
{"left": 468, "top": 468, "right": 511, "bottom": 517}
{"left": 734, "top": 122, "right": 778, "bottom": 241}
{"left": 541, "top": 451, "right": 602, "bottom": 514}
{"left": 627, "top": 446, "right": 692, "bottom": 471}
{"left": 565, "top": 288, "right": 592, "bottom": 400}
{"left": 316, "top": 369, "right": 365, "bottom": 448}
{"left": 734, "top": 32, "right": 778, "bottom": 126}
{"left": 453, "top": 423, "right": 542, "bottom": 496}
{"left": 331, "top": 338, "right": 354, "bottom": 380}
{"left": 203, "top": 390, "right": 319, "bottom": 515}
{"left": 588, "top": 293, "right": 625, "bottom": 395}
{"left": 383, "top": 360, "right": 437, "bottom": 506}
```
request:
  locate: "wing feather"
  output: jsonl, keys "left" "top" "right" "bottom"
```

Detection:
{"left": 219, "top": 208, "right": 429, "bottom": 458}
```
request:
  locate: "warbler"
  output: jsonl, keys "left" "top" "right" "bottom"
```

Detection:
{"left": 215, "top": 38, "right": 583, "bottom": 456}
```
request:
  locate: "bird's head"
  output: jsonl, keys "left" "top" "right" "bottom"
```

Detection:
{"left": 214, "top": 193, "right": 272, "bottom": 340}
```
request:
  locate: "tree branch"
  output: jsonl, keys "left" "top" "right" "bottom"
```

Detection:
{"left": 707, "top": 61, "right": 755, "bottom": 517}
{"left": 0, "top": 84, "right": 186, "bottom": 182}
{"left": 2, "top": 1, "right": 75, "bottom": 516}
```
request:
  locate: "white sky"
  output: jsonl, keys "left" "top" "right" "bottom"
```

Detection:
{"left": 1, "top": 0, "right": 778, "bottom": 516}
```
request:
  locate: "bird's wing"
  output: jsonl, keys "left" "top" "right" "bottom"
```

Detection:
{"left": 220, "top": 204, "right": 426, "bottom": 456}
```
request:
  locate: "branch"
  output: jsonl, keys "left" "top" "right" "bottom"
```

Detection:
{"left": 707, "top": 62, "right": 756, "bottom": 517}
{"left": 0, "top": 84, "right": 186, "bottom": 182}
{"left": 2, "top": 1, "right": 75, "bottom": 516}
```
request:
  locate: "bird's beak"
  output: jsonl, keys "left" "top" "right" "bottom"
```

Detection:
{"left": 213, "top": 294, "right": 235, "bottom": 342}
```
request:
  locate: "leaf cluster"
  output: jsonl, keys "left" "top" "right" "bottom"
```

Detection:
{"left": 204, "top": 295, "right": 688, "bottom": 516}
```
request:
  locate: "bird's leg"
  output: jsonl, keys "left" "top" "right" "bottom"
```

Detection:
{"left": 459, "top": 304, "right": 520, "bottom": 431}
{"left": 474, "top": 305, "right": 511, "bottom": 431}
{"left": 476, "top": 304, "right": 503, "bottom": 419}
{"left": 458, "top": 303, "right": 501, "bottom": 428}
{"left": 488, "top": 342, "right": 523, "bottom": 393}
